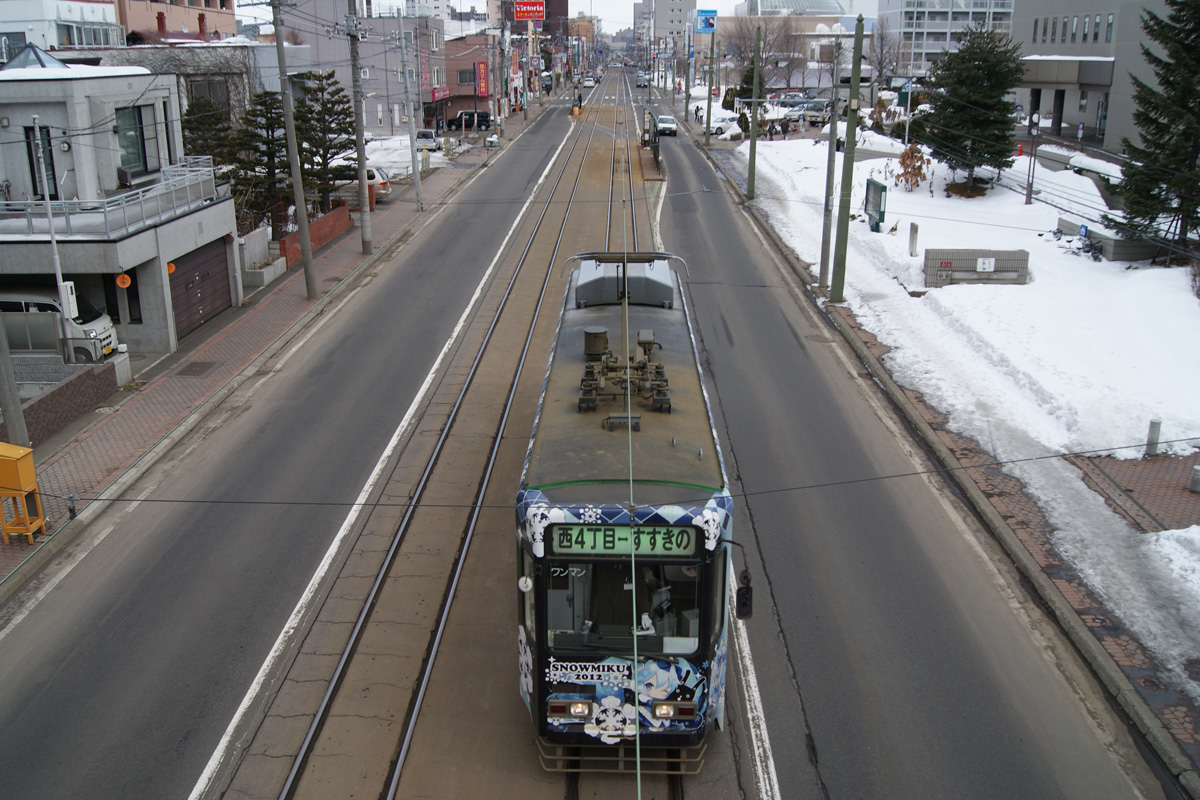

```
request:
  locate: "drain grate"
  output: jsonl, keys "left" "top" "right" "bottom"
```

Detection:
{"left": 177, "top": 361, "right": 218, "bottom": 378}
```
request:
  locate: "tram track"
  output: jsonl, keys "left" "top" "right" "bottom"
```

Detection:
{"left": 223, "top": 71, "right": 659, "bottom": 800}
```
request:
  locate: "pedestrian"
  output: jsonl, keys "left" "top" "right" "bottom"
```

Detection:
{"left": 768, "top": 122, "right": 777, "bottom": 141}
{"left": 780, "top": 118, "right": 790, "bottom": 139}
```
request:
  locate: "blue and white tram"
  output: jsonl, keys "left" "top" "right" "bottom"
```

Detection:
{"left": 515, "top": 252, "right": 749, "bottom": 773}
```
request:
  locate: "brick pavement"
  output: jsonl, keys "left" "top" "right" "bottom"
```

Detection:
{"left": 0, "top": 114, "right": 539, "bottom": 589}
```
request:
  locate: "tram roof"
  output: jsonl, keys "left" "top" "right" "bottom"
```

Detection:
{"left": 524, "top": 258, "right": 725, "bottom": 507}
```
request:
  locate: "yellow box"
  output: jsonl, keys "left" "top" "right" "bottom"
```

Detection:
{"left": 0, "top": 442, "right": 36, "bottom": 493}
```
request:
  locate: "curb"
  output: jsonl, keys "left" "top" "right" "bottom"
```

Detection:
{"left": 697, "top": 139, "right": 1200, "bottom": 799}
{"left": 0, "top": 140, "right": 501, "bottom": 611}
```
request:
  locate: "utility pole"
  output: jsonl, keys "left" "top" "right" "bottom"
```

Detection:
{"left": 830, "top": 15, "right": 865, "bottom": 304}
{"left": 396, "top": 13, "right": 423, "bottom": 209}
{"left": 271, "top": 0, "right": 318, "bottom": 300}
{"left": 818, "top": 45, "right": 840, "bottom": 289}
{"left": 746, "top": 26, "right": 761, "bottom": 199}
{"left": 704, "top": 33, "right": 715, "bottom": 147}
{"left": 344, "top": 2, "right": 373, "bottom": 255}
{"left": 31, "top": 115, "right": 73, "bottom": 361}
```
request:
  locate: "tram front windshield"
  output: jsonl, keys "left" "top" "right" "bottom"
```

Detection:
{"left": 545, "top": 560, "right": 701, "bottom": 656}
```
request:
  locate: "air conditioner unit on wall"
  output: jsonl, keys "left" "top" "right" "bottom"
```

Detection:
{"left": 117, "top": 167, "right": 133, "bottom": 187}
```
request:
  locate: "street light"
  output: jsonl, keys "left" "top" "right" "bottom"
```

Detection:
{"left": 1024, "top": 112, "right": 1040, "bottom": 205}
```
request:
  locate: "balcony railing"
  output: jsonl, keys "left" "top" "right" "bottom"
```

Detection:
{"left": 0, "top": 157, "right": 225, "bottom": 241}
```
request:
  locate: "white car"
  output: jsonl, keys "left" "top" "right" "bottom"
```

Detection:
{"left": 656, "top": 115, "right": 678, "bottom": 136}
{"left": 706, "top": 112, "right": 740, "bottom": 135}
{"left": 415, "top": 129, "right": 441, "bottom": 150}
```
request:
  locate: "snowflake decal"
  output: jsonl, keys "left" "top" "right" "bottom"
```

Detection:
{"left": 579, "top": 505, "right": 603, "bottom": 525}
{"left": 584, "top": 695, "right": 637, "bottom": 744}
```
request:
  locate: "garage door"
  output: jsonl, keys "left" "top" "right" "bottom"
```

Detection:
{"left": 170, "top": 240, "right": 232, "bottom": 339}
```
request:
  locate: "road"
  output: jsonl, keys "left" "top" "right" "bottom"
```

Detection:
{"left": 0, "top": 89, "right": 1168, "bottom": 800}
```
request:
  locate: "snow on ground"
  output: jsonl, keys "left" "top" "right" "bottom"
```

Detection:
{"left": 729, "top": 129, "right": 1200, "bottom": 699}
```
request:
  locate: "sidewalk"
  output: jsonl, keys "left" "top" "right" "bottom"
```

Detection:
{"left": 0, "top": 109, "right": 545, "bottom": 599}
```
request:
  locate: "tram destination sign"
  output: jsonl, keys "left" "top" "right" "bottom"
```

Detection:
{"left": 549, "top": 524, "right": 698, "bottom": 557}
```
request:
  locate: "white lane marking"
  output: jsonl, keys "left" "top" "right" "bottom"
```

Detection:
{"left": 654, "top": 152, "right": 781, "bottom": 800}
{"left": 0, "top": 487, "right": 154, "bottom": 644}
{"left": 189, "top": 131, "right": 573, "bottom": 800}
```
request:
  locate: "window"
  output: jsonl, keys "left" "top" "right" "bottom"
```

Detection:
{"left": 1032, "top": 18, "right": 1038, "bottom": 43}
{"left": 1105, "top": 13, "right": 1113, "bottom": 42}
{"left": 1063, "top": 17, "right": 1069, "bottom": 42}
{"left": 1042, "top": 17, "right": 1048, "bottom": 43}
{"left": 24, "top": 125, "right": 57, "bottom": 200}
{"left": 1050, "top": 17, "right": 1056, "bottom": 42}
{"left": 1071, "top": 16, "right": 1077, "bottom": 42}
{"left": 0, "top": 31, "right": 26, "bottom": 62}
{"left": 116, "top": 105, "right": 161, "bottom": 176}
{"left": 1079, "top": 89, "right": 1088, "bottom": 111}
{"left": 458, "top": 68, "right": 475, "bottom": 84}
{"left": 1094, "top": 15, "right": 1100, "bottom": 42}
{"left": 188, "top": 77, "right": 230, "bottom": 117}
{"left": 1082, "top": 15, "right": 1089, "bottom": 41}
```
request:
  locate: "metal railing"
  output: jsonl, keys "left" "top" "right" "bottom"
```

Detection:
{"left": 0, "top": 157, "right": 224, "bottom": 241}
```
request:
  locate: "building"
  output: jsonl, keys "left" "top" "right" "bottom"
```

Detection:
{"left": 0, "top": 0, "right": 124, "bottom": 58}
{"left": 444, "top": 29, "right": 499, "bottom": 121}
{"left": 876, "top": 0, "right": 1012, "bottom": 77}
{"left": 293, "top": 6, "right": 449, "bottom": 137}
{"left": 0, "top": 44, "right": 240, "bottom": 354}
{"left": 114, "top": 0, "right": 236, "bottom": 42}
{"left": 1012, "top": 0, "right": 1159, "bottom": 154}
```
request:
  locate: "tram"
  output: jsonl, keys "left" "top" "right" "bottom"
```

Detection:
{"left": 515, "top": 252, "right": 751, "bottom": 773}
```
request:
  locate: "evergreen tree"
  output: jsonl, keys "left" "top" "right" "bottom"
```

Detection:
{"left": 232, "top": 91, "right": 289, "bottom": 237}
{"left": 295, "top": 70, "right": 357, "bottom": 213}
{"left": 922, "top": 26, "right": 1024, "bottom": 185}
{"left": 182, "top": 95, "right": 234, "bottom": 165}
{"left": 1109, "top": 0, "right": 1200, "bottom": 250}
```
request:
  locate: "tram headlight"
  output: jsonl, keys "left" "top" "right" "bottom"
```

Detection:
{"left": 569, "top": 701, "right": 592, "bottom": 717}
{"left": 548, "top": 700, "right": 593, "bottom": 719}
{"left": 652, "top": 701, "right": 696, "bottom": 720}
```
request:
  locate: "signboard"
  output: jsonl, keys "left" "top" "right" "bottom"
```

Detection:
{"left": 865, "top": 178, "right": 887, "bottom": 232}
{"left": 431, "top": 86, "right": 449, "bottom": 102}
{"left": 475, "top": 61, "right": 489, "bottom": 97}
{"left": 548, "top": 524, "right": 699, "bottom": 557}
{"left": 696, "top": 9, "right": 717, "bottom": 33}
{"left": 976, "top": 257, "right": 996, "bottom": 273}
{"left": 514, "top": 0, "right": 544, "bottom": 20}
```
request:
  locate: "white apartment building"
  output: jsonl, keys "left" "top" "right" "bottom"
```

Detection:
{"left": 877, "top": 0, "right": 1012, "bottom": 76}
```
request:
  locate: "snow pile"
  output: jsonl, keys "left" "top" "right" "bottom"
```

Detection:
{"left": 735, "top": 133, "right": 1200, "bottom": 699}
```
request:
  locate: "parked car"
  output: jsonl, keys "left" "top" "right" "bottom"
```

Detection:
{"left": 656, "top": 114, "right": 678, "bottom": 136}
{"left": 415, "top": 129, "right": 441, "bottom": 150}
{"left": 340, "top": 165, "right": 391, "bottom": 201}
{"left": 0, "top": 286, "right": 120, "bottom": 362}
{"left": 803, "top": 100, "right": 834, "bottom": 126}
{"left": 706, "top": 111, "right": 740, "bottom": 135}
{"left": 447, "top": 110, "right": 492, "bottom": 131}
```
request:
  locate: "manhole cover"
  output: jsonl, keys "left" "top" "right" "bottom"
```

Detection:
{"left": 178, "top": 361, "right": 218, "bottom": 377}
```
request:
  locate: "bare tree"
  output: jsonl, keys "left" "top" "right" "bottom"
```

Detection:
{"left": 868, "top": 16, "right": 902, "bottom": 87}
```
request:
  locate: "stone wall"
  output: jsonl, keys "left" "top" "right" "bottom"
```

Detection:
{"left": 0, "top": 363, "right": 117, "bottom": 447}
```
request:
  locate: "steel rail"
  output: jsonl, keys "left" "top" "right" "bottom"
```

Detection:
{"left": 276, "top": 74, "right": 639, "bottom": 800}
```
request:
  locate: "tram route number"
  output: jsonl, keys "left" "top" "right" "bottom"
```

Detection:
{"left": 549, "top": 524, "right": 697, "bottom": 556}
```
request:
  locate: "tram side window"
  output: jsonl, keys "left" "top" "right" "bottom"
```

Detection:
{"left": 545, "top": 562, "right": 700, "bottom": 655}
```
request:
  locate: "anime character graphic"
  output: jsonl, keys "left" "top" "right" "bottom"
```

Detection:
{"left": 635, "top": 660, "right": 705, "bottom": 729}
{"left": 693, "top": 507, "right": 722, "bottom": 551}
{"left": 518, "top": 626, "right": 534, "bottom": 703}
{"left": 523, "top": 501, "right": 554, "bottom": 557}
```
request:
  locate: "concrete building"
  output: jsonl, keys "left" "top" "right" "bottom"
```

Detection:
{"left": 0, "top": 0, "right": 124, "bottom": 57}
{"left": 0, "top": 44, "right": 240, "bottom": 355}
{"left": 114, "top": 0, "right": 236, "bottom": 42}
{"left": 444, "top": 29, "right": 500, "bottom": 121}
{"left": 1012, "top": 0, "right": 1160, "bottom": 154}
{"left": 291, "top": 6, "right": 448, "bottom": 137}
{"left": 877, "top": 0, "right": 1012, "bottom": 77}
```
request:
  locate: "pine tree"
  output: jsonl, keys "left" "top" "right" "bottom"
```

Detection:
{"left": 1109, "top": 0, "right": 1200, "bottom": 251}
{"left": 922, "top": 26, "right": 1024, "bottom": 186}
{"left": 232, "top": 91, "right": 289, "bottom": 237}
{"left": 295, "top": 70, "right": 357, "bottom": 213}
{"left": 182, "top": 95, "right": 234, "bottom": 165}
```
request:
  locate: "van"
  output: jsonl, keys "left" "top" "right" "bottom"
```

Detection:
{"left": 415, "top": 129, "right": 441, "bottom": 150}
{"left": 0, "top": 285, "right": 119, "bottom": 362}
{"left": 340, "top": 165, "right": 391, "bottom": 200}
{"left": 447, "top": 111, "right": 492, "bottom": 132}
